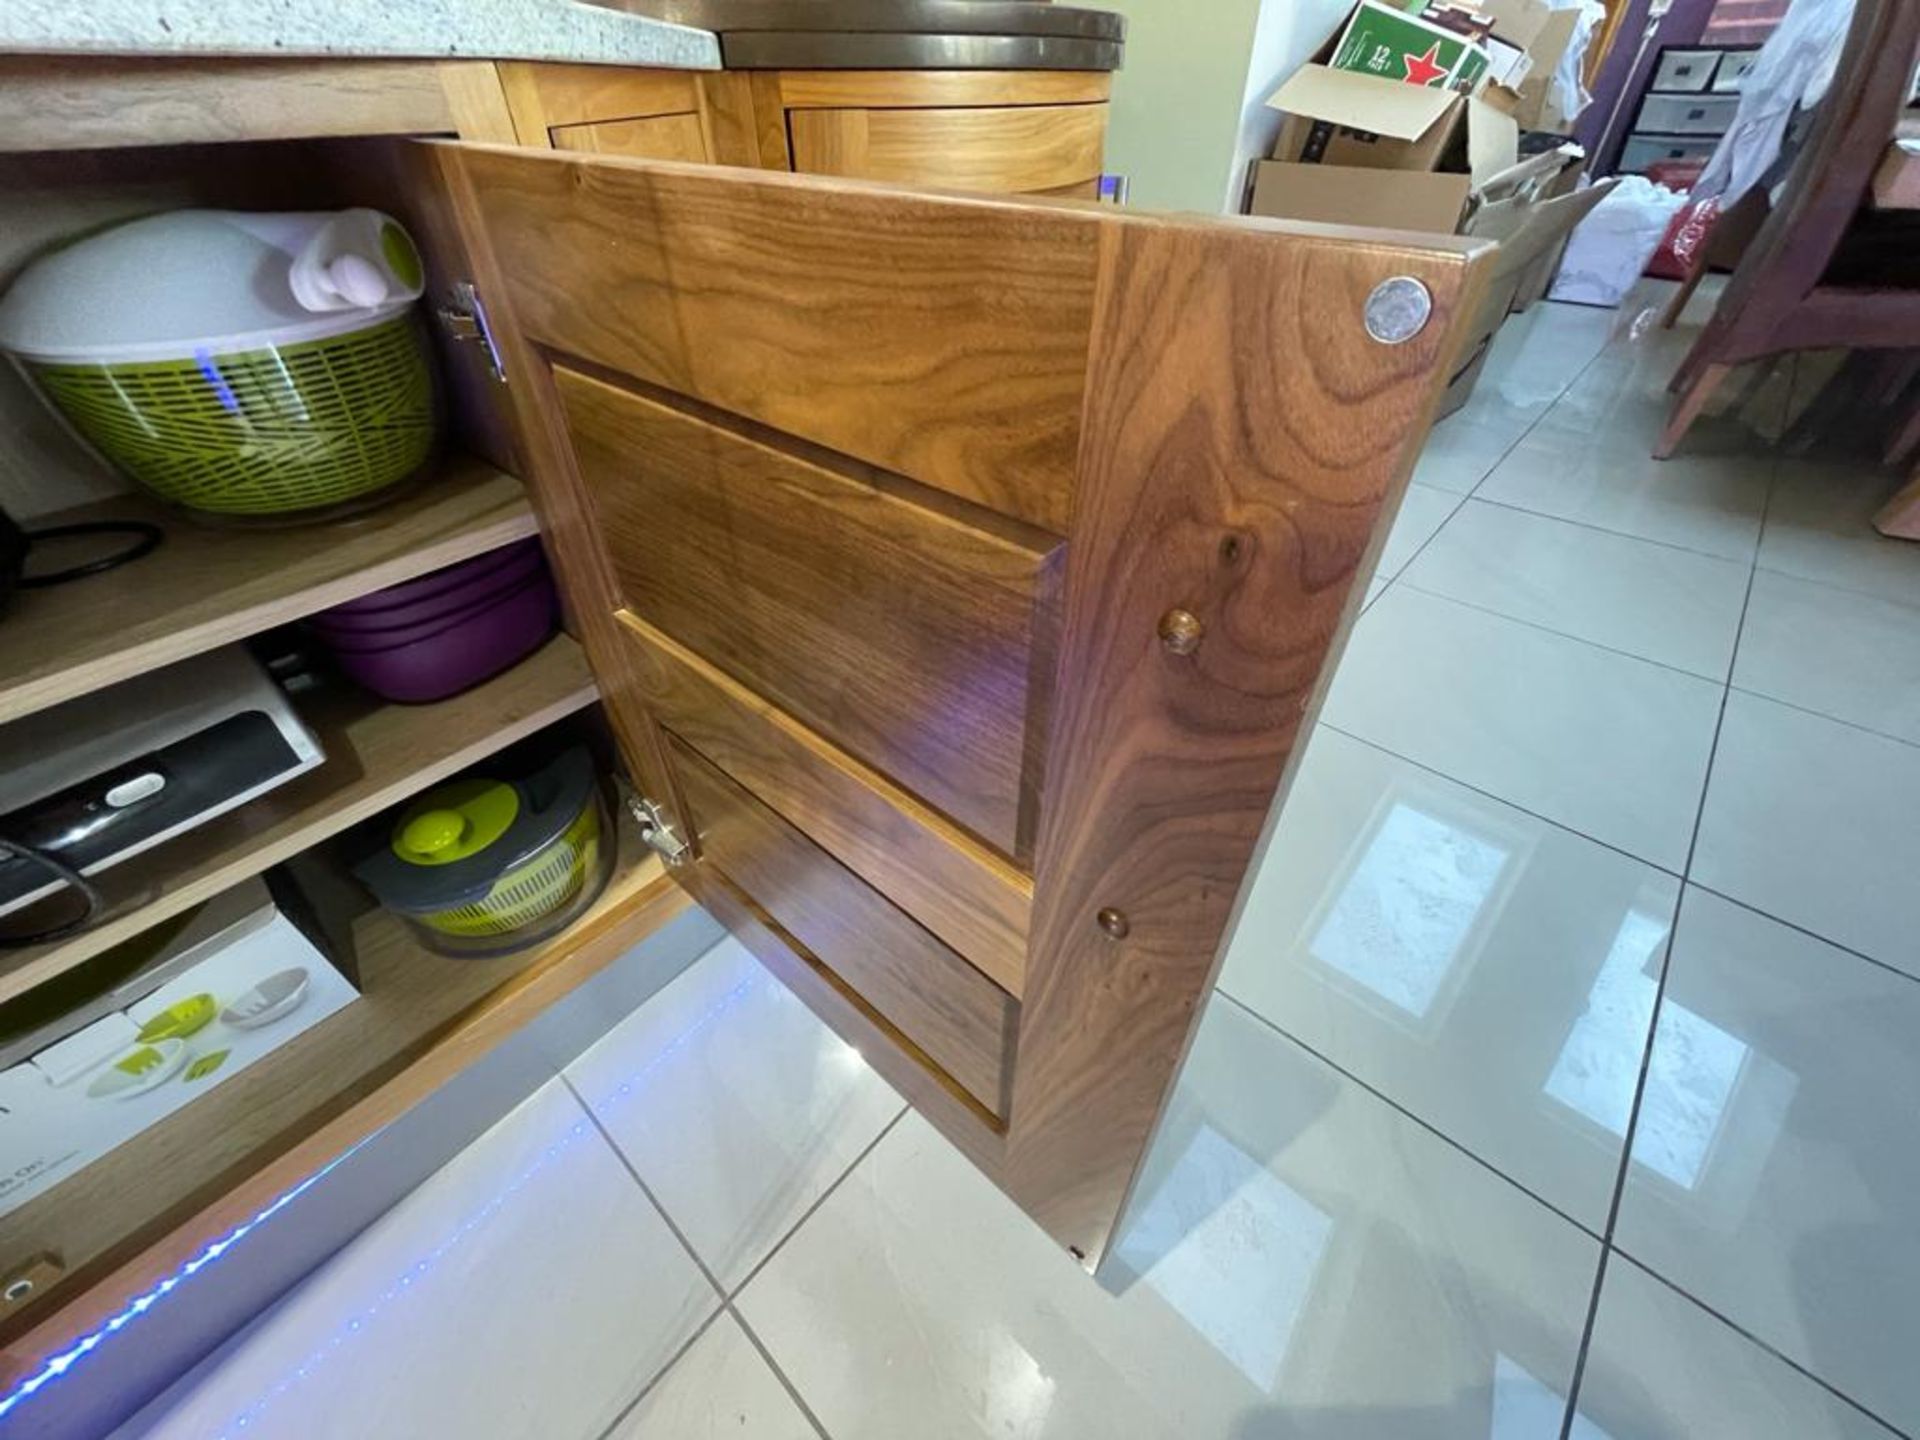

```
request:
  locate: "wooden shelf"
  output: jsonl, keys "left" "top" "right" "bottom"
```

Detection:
{"left": 0, "top": 456, "right": 539, "bottom": 726}
{"left": 0, "top": 634, "right": 598, "bottom": 1007}
{"left": 0, "top": 817, "right": 686, "bottom": 1349}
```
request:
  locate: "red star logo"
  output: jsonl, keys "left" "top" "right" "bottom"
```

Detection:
{"left": 1401, "top": 41, "right": 1450, "bottom": 87}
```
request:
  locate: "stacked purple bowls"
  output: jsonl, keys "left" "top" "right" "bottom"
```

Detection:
{"left": 308, "top": 538, "right": 559, "bottom": 703}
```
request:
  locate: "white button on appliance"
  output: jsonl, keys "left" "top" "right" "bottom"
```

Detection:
{"left": 104, "top": 772, "right": 166, "bottom": 808}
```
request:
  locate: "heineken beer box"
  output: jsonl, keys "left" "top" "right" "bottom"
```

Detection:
{"left": 1331, "top": 0, "right": 1492, "bottom": 92}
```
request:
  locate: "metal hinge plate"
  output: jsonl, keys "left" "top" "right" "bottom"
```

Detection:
{"left": 436, "top": 280, "right": 506, "bottom": 384}
{"left": 625, "top": 792, "right": 689, "bottom": 866}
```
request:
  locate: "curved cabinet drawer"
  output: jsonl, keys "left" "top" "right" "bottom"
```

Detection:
{"left": 788, "top": 103, "right": 1107, "bottom": 194}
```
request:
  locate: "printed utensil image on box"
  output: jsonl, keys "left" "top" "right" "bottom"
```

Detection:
{"left": 0, "top": 208, "right": 441, "bottom": 523}
{"left": 353, "top": 747, "right": 613, "bottom": 958}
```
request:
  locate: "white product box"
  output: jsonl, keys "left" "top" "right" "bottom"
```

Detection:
{"left": 0, "top": 880, "right": 358, "bottom": 1218}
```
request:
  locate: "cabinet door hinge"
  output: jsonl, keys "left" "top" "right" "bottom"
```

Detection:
{"left": 623, "top": 790, "right": 690, "bottom": 866}
{"left": 435, "top": 280, "right": 506, "bottom": 384}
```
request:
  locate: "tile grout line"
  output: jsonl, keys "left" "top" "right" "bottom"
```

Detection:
{"left": 1212, "top": 988, "right": 1607, "bottom": 1243}
{"left": 1463, "top": 490, "right": 1763, "bottom": 566}
{"left": 1317, "top": 722, "right": 1691, "bottom": 880}
{"left": 563, "top": 1075, "right": 906, "bottom": 1440}
{"left": 726, "top": 1103, "right": 910, "bottom": 1305}
{"left": 1557, "top": 438, "right": 1775, "bottom": 1439}
{"left": 1721, "top": 680, "right": 1920, "bottom": 756}
{"left": 1388, "top": 578, "right": 1735, "bottom": 686}
{"left": 1688, "top": 880, "right": 1920, "bottom": 989}
{"left": 1608, "top": 1251, "right": 1919, "bottom": 1440}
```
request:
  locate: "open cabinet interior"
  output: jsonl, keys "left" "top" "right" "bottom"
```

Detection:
{"left": 0, "top": 129, "right": 1489, "bottom": 1389}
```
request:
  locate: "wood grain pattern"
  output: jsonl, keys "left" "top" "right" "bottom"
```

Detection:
{"left": 443, "top": 143, "right": 1100, "bottom": 534}
{"left": 436, "top": 61, "right": 520, "bottom": 145}
{"left": 772, "top": 70, "right": 1112, "bottom": 109}
{"left": 0, "top": 459, "right": 536, "bottom": 725}
{"left": 557, "top": 366, "right": 1059, "bottom": 857}
{"left": 0, "top": 57, "right": 456, "bottom": 152}
{"left": 0, "top": 828, "right": 684, "bottom": 1352}
{"left": 551, "top": 112, "right": 708, "bottom": 162}
{"left": 0, "top": 635, "right": 596, "bottom": 1006}
{"left": 671, "top": 738, "right": 1017, "bottom": 1113}
{"left": 1002, "top": 224, "right": 1486, "bottom": 1263}
{"left": 789, "top": 104, "right": 1107, "bottom": 194}
{"left": 495, "top": 61, "right": 702, "bottom": 143}
{"left": 616, "top": 612, "right": 1032, "bottom": 994}
{"left": 435, "top": 142, "right": 1490, "bottom": 1266}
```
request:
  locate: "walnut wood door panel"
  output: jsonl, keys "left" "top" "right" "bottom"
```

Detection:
{"left": 669, "top": 737, "right": 1017, "bottom": 1115}
{"left": 555, "top": 366, "right": 1061, "bottom": 859}
{"left": 787, "top": 104, "right": 1108, "bottom": 194}
{"left": 436, "top": 141, "right": 1492, "bottom": 1267}
{"left": 550, "top": 112, "right": 707, "bottom": 162}
{"left": 447, "top": 145, "right": 1097, "bottom": 534}
{"left": 616, "top": 613, "right": 1031, "bottom": 995}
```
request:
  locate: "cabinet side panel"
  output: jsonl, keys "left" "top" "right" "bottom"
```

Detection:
{"left": 1005, "top": 222, "right": 1489, "bottom": 1264}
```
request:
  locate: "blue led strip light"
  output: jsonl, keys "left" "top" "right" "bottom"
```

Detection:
{"left": 203, "top": 973, "right": 755, "bottom": 1440}
{"left": 0, "top": 967, "right": 756, "bottom": 1430}
{"left": 0, "top": 1147, "right": 361, "bottom": 1423}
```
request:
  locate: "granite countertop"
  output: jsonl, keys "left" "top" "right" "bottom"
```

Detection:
{"left": 0, "top": 0, "right": 721, "bottom": 68}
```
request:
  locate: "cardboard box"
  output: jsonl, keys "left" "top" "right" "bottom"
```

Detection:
{"left": 0, "top": 880, "right": 359, "bottom": 1219}
{"left": 1330, "top": 0, "right": 1492, "bottom": 92}
{"left": 1254, "top": 64, "right": 1523, "bottom": 231}
{"left": 1435, "top": 176, "right": 1618, "bottom": 416}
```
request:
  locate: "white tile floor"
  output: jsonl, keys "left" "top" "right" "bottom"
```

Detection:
{"left": 112, "top": 285, "right": 1920, "bottom": 1440}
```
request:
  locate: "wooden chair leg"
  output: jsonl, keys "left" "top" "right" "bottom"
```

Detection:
{"left": 1660, "top": 258, "right": 1708, "bottom": 330}
{"left": 1874, "top": 467, "right": 1920, "bottom": 540}
{"left": 1884, "top": 394, "right": 1920, "bottom": 466}
{"left": 1655, "top": 362, "right": 1733, "bottom": 458}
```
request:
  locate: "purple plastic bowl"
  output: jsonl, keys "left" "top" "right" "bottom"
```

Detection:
{"left": 325, "top": 538, "right": 545, "bottom": 617}
{"left": 310, "top": 548, "right": 547, "bottom": 637}
{"left": 326, "top": 575, "right": 560, "bottom": 703}
{"left": 318, "top": 572, "right": 551, "bottom": 654}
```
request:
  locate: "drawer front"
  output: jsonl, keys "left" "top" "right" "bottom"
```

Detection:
{"left": 616, "top": 612, "right": 1032, "bottom": 995}
{"left": 670, "top": 735, "right": 1017, "bottom": 1116}
{"left": 558, "top": 365, "right": 1061, "bottom": 861}
{"left": 1637, "top": 93, "right": 1737, "bottom": 135}
{"left": 1620, "top": 132, "right": 1720, "bottom": 171}
{"left": 551, "top": 112, "right": 707, "bottom": 162}
{"left": 788, "top": 104, "right": 1107, "bottom": 194}
{"left": 1651, "top": 49, "right": 1720, "bottom": 93}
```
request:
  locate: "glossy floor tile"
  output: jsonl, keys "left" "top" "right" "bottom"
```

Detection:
{"left": 1734, "top": 567, "right": 1920, "bottom": 746}
{"left": 1373, "top": 482, "right": 1461, "bottom": 584}
{"left": 606, "top": 1315, "right": 817, "bottom": 1440}
{"left": 115, "top": 1082, "right": 717, "bottom": 1440}
{"left": 1403, "top": 499, "right": 1751, "bottom": 678}
{"left": 1760, "top": 460, "right": 1920, "bottom": 608}
{"left": 1571, "top": 1256, "right": 1898, "bottom": 1440}
{"left": 1476, "top": 434, "right": 1771, "bottom": 562}
{"left": 1692, "top": 692, "right": 1920, "bottom": 979}
{"left": 565, "top": 937, "right": 904, "bottom": 1290}
{"left": 1217, "top": 728, "right": 1680, "bottom": 1229}
{"left": 739, "top": 998, "right": 1599, "bottom": 1440}
{"left": 1613, "top": 889, "right": 1920, "bottom": 1435}
{"left": 1322, "top": 586, "right": 1723, "bottom": 871}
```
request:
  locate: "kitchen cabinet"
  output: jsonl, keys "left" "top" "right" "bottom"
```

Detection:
{"left": 0, "top": 128, "right": 1487, "bottom": 1393}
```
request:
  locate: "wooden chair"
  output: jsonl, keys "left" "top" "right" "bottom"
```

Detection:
{"left": 1655, "top": 0, "right": 1920, "bottom": 458}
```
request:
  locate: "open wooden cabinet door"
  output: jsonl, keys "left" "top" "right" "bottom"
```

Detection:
{"left": 431, "top": 140, "right": 1491, "bottom": 1267}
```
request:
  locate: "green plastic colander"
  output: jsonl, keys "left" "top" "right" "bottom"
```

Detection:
{"left": 26, "top": 313, "right": 437, "bottom": 518}
{"left": 0, "top": 207, "right": 442, "bottom": 522}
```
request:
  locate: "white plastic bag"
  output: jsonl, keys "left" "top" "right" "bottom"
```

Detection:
{"left": 1549, "top": 177, "right": 1689, "bottom": 307}
{"left": 1692, "top": 0, "right": 1858, "bottom": 205}
{"left": 1548, "top": 1, "right": 1608, "bottom": 124}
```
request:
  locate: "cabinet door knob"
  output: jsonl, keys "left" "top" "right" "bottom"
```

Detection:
{"left": 1096, "top": 906, "right": 1131, "bottom": 939}
{"left": 1157, "top": 608, "right": 1203, "bottom": 656}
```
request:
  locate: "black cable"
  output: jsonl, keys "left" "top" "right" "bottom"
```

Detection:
{"left": 0, "top": 838, "right": 105, "bottom": 948}
{"left": 18, "top": 520, "right": 163, "bottom": 589}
